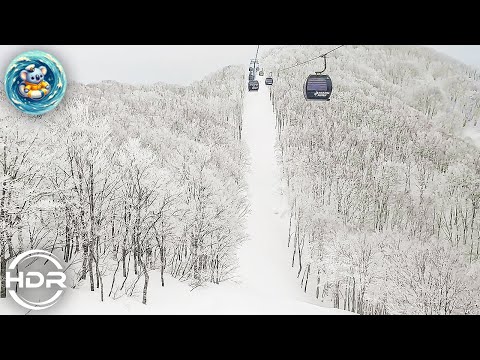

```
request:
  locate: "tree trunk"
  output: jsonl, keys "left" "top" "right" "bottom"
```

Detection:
{"left": 133, "top": 248, "right": 138, "bottom": 276}
{"left": 291, "top": 227, "right": 298, "bottom": 268}
{"left": 137, "top": 250, "right": 149, "bottom": 305}
{"left": 352, "top": 278, "right": 356, "bottom": 313}
{"left": 88, "top": 248, "right": 95, "bottom": 291}
{"left": 99, "top": 269, "right": 104, "bottom": 302}
{"left": 0, "top": 243, "right": 6, "bottom": 299}
{"left": 297, "top": 234, "right": 304, "bottom": 278}
{"left": 109, "top": 261, "right": 120, "bottom": 297}
{"left": 193, "top": 235, "right": 199, "bottom": 281}
{"left": 161, "top": 234, "right": 165, "bottom": 287}
{"left": 88, "top": 163, "right": 95, "bottom": 292}
{"left": 316, "top": 269, "right": 320, "bottom": 299}
{"left": 287, "top": 207, "right": 294, "bottom": 247}
{"left": 347, "top": 279, "right": 350, "bottom": 311}
{"left": 81, "top": 240, "right": 88, "bottom": 281}
{"left": 142, "top": 268, "right": 149, "bottom": 305}
{"left": 96, "top": 235, "right": 100, "bottom": 289}
{"left": 65, "top": 208, "right": 70, "bottom": 262}
{"left": 304, "top": 264, "right": 310, "bottom": 293}
{"left": 74, "top": 218, "right": 80, "bottom": 253}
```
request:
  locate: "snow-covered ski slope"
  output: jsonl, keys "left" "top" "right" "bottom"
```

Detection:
{"left": 239, "top": 77, "right": 319, "bottom": 303}
{"left": 1, "top": 74, "right": 352, "bottom": 315}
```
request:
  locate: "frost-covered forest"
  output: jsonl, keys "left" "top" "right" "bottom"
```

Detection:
{"left": 2, "top": 45, "right": 480, "bottom": 315}
{"left": 262, "top": 45, "right": 480, "bottom": 314}
{"left": 0, "top": 66, "right": 247, "bottom": 304}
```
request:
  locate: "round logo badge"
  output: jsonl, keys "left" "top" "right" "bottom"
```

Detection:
{"left": 4, "top": 50, "right": 67, "bottom": 115}
{"left": 6, "top": 250, "right": 67, "bottom": 311}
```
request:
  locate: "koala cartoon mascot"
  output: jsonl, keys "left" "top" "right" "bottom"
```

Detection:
{"left": 19, "top": 64, "right": 51, "bottom": 100}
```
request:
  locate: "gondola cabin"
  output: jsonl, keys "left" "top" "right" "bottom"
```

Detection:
{"left": 304, "top": 74, "right": 332, "bottom": 101}
{"left": 265, "top": 77, "right": 273, "bottom": 86}
{"left": 248, "top": 80, "right": 259, "bottom": 91}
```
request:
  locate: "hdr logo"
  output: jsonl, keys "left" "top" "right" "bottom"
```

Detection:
{"left": 6, "top": 250, "right": 67, "bottom": 311}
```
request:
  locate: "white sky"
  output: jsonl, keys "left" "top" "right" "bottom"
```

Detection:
{"left": 0, "top": 45, "right": 479, "bottom": 86}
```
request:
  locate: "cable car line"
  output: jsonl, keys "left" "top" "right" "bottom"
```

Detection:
{"left": 254, "top": 45, "right": 260, "bottom": 68}
{"left": 270, "top": 45, "right": 345, "bottom": 101}
{"left": 276, "top": 45, "right": 345, "bottom": 75}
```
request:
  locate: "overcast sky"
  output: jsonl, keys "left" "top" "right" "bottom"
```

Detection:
{"left": 1, "top": 45, "right": 479, "bottom": 86}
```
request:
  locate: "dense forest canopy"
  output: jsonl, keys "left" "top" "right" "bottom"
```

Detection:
{"left": 0, "top": 65, "right": 247, "bottom": 304}
{"left": 262, "top": 45, "right": 480, "bottom": 314}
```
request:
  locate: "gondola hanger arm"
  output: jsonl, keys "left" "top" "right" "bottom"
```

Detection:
{"left": 315, "top": 56, "right": 327, "bottom": 75}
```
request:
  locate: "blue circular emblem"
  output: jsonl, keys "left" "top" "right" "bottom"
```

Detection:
{"left": 4, "top": 50, "right": 67, "bottom": 115}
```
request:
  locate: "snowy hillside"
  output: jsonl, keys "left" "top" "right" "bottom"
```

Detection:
{"left": 0, "top": 66, "right": 249, "bottom": 308}
{"left": 0, "top": 65, "right": 350, "bottom": 315}
{"left": 2, "top": 45, "right": 479, "bottom": 315}
{"left": 261, "top": 45, "right": 480, "bottom": 314}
